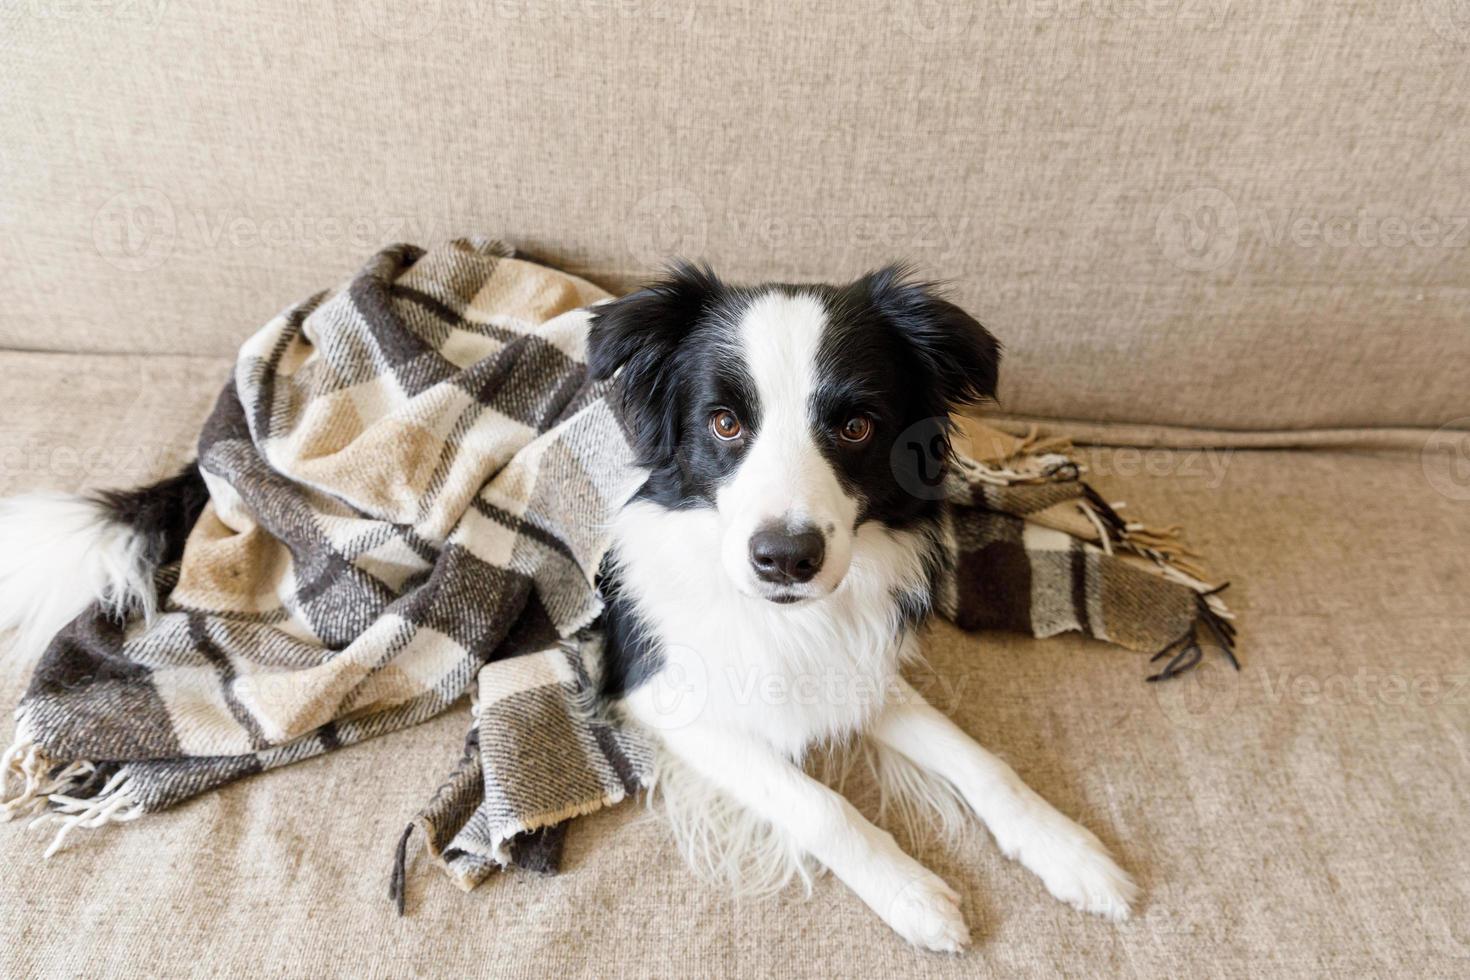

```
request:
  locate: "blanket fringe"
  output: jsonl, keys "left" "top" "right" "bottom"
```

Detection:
{"left": 986, "top": 433, "right": 1233, "bottom": 602}
{"left": 2, "top": 714, "right": 142, "bottom": 855}
{"left": 984, "top": 428, "right": 1240, "bottom": 679}
{"left": 1008, "top": 424, "right": 1075, "bottom": 460}
{"left": 389, "top": 823, "right": 414, "bottom": 915}
{"left": 1147, "top": 588, "right": 1241, "bottom": 682}
{"left": 1, "top": 718, "right": 93, "bottom": 823}
{"left": 28, "top": 770, "right": 145, "bottom": 858}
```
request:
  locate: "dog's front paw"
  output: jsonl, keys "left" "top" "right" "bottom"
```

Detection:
{"left": 1025, "top": 822, "right": 1137, "bottom": 921}
{"left": 881, "top": 870, "right": 971, "bottom": 952}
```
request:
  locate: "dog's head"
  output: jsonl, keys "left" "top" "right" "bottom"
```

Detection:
{"left": 589, "top": 263, "right": 1000, "bottom": 604}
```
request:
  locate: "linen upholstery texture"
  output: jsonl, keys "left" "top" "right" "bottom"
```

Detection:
{"left": 2, "top": 2, "right": 1468, "bottom": 977}
{"left": 1, "top": 2, "right": 1466, "bottom": 431}
{"left": 2, "top": 351, "right": 1468, "bottom": 976}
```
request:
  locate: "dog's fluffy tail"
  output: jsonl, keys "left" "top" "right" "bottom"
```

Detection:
{"left": 0, "top": 465, "right": 208, "bottom": 661}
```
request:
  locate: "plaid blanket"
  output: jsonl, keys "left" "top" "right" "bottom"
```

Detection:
{"left": 0, "top": 240, "right": 1235, "bottom": 904}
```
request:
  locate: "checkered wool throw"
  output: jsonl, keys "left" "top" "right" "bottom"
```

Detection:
{"left": 0, "top": 240, "right": 1235, "bottom": 906}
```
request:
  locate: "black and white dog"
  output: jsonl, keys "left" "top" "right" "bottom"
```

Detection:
{"left": 0, "top": 263, "right": 1135, "bottom": 952}
{"left": 588, "top": 265, "right": 1134, "bottom": 951}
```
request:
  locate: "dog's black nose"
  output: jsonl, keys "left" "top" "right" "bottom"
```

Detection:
{"left": 749, "top": 525, "right": 825, "bottom": 585}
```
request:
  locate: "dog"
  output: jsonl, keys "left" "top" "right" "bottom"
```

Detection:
{"left": 587, "top": 264, "right": 1135, "bottom": 951}
{"left": 0, "top": 262, "right": 1136, "bottom": 952}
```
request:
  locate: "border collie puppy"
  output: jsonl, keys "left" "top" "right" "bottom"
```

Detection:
{"left": 590, "top": 265, "right": 1135, "bottom": 951}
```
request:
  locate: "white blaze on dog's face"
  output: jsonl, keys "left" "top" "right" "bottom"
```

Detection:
{"left": 588, "top": 263, "right": 1000, "bottom": 605}
{"left": 712, "top": 292, "right": 860, "bottom": 600}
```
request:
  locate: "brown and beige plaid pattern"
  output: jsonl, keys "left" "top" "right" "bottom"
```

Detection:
{"left": 0, "top": 240, "right": 1233, "bottom": 903}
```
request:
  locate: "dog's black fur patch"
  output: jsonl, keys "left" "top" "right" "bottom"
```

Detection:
{"left": 94, "top": 464, "right": 210, "bottom": 569}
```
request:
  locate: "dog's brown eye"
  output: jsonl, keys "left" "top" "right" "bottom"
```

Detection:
{"left": 838, "top": 416, "right": 872, "bottom": 444}
{"left": 710, "top": 410, "right": 743, "bottom": 441}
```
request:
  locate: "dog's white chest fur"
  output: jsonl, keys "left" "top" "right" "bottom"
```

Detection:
{"left": 611, "top": 500, "right": 928, "bottom": 757}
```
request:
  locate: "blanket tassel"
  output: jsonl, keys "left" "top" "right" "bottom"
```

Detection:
{"left": 3, "top": 719, "right": 147, "bottom": 855}
{"left": 1, "top": 722, "right": 97, "bottom": 824}
{"left": 390, "top": 823, "right": 415, "bottom": 916}
{"left": 29, "top": 770, "right": 145, "bottom": 858}
{"left": 1147, "top": 585, "right": 1240, "bottom": 682}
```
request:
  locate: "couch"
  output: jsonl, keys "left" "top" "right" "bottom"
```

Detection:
{"left": 3, "top": 2, "right": 1467, "bottom": 976}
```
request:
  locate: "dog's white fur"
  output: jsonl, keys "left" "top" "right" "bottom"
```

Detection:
{"left": 714, "top": 292, "right": 858, "bottom": 602}
{"left": 0, "top": 493, "right": 154, "bottom": 661}
{"left": 611, "top": 292, "right": 1137, "bottom": 951}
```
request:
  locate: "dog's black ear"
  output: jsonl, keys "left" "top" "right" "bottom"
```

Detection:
{"left": 588, "top": 262, "right": 724, "bottom": 461}
{"left": 863, "top": 264, "right": 1001, "bottom": 408}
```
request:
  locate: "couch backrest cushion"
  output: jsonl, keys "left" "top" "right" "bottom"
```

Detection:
{"left": 2, "top": 3, "right": 1465, "bottom": 431}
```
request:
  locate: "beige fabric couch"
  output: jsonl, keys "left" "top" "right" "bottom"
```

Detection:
{"left": 3, "top": 3, "right": 1467, "bottom": 976}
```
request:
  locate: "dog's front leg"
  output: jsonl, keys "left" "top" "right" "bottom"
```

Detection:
{"left": 872, "top": 678, "right": 1137, "bottom": 920}
{"left": 656, "top": 723, "right": 971, "bottom": 952}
